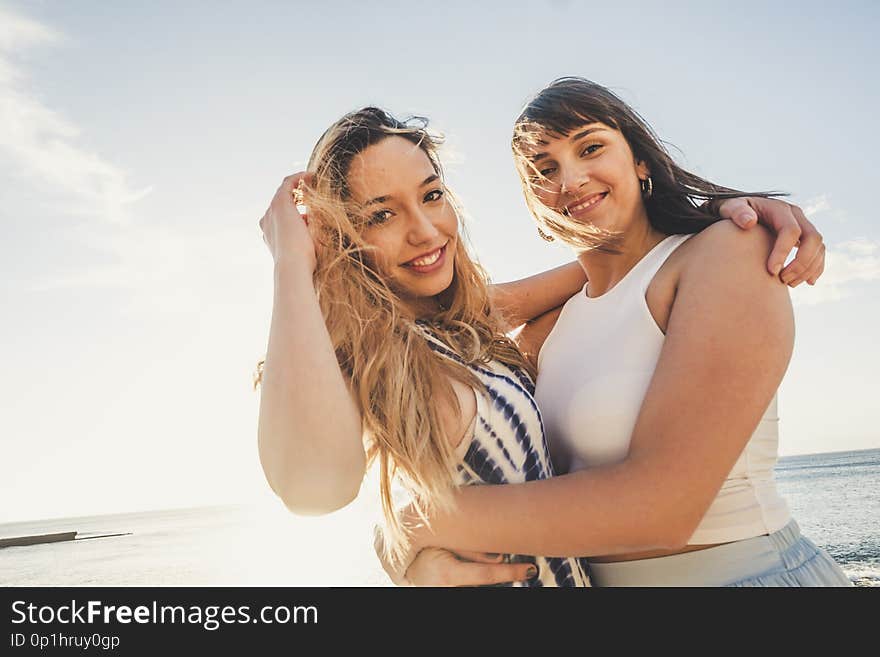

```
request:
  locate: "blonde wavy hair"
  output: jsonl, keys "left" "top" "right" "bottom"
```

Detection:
{"left": 256, "top": 107, "right": 533, "bottom": 565}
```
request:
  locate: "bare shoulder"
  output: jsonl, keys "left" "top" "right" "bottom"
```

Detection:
{"left": 679, "top": 220, "right": 775, "bottom": 275}
{"left": 672, "top": 220, "right": 792, "bottom": 329}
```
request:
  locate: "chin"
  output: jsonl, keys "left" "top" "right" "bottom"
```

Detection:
{"left": 580, "top": 215, "right": 623, "bottom": 235}
{"left": 402, "top": 268, "right": 456, "bottom": 302}
{"left": 425, "top": 271, "right": 457, "bottom": 298}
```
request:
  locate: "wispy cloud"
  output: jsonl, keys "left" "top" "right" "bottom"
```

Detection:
{"left": 797, "top": 193, "right": 852, "bottom": 225}
{"left": 0, "top": 7, "right": 151, "bottom": 225}
{"left": 31, "top": 221, "right": 267, "bottom": 316}
{"left": 2, "top": 8, "right": 270, "bottom": 321}
{"left": 0, "top": 7, "right": 56, "bottom": 53}
{"left": 0, "top": 6, "right": 207, "bottom": 315}
{"left": 803, "top": 194, "right": 831, "bottom": 217}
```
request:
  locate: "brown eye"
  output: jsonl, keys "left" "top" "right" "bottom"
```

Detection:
{"left": 370, "top": 209, "right": 394, "bottom": 225}
{"left": 424, "top": 189, "right": 444, "bottom": 202}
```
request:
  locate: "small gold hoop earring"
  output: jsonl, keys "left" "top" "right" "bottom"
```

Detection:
{"left": 537, "top": 227, "right": 555, "bottom": 242}
{"left": 641, "top": 176, "right": 653, "bottom": 199}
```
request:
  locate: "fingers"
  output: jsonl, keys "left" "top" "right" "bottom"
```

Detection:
{"left": 801, "top": 242, "right": 825, "bottom": 286}
{"left": 258, "top": 172, "right": 320, "bottom": 270}
{"left": 765, "top": 209, "right": 802, "bottom": 277}
{"left": 806, "top": 243, "right": 826, "bottom": 285}
{"left": 278, "top": 171, "right": 314, "bottom": 194}
{"left": 723, "top": 196, "right": 827, "bottom": 285}
{"left": 718, "top": 197, "right": 758, "bottom": 228}
{"left": 779, "top": 204, "right": 825, "bottom": 286}
{"left": 727, "top": 197, "right": 801, "bottom": 277}
{"left": 261, "top": 172, "right": 312, "bottom": 237}
{"left": 782, "top": 241, "right": 825, "bottom": 287}
{"left": 717, "top": 196, "right": 830, "bottom": 281}
{"left": 272, "top": 172, "right": 314, "bottom": 214}
{"left": 451, "top": 561, "right": 537, "bottom": 587}
{"left": 405, "top": 548, "right": 537, "bottom": 587}
{"left": 452, "top": 550, "right": 505, "bottom": 564}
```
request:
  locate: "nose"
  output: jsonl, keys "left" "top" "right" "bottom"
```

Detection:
{"left": 560, "top": 163, "right": 590, "bottom": 196}
{"left": 407, "top": 207, "right": 441, "bottom": 244}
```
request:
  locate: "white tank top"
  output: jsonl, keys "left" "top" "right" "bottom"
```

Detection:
{"left": 535, "top": 234, "right": 791, "bottom": 545}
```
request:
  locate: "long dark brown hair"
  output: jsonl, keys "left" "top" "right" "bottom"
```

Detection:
{"left": 512, "top": 77, "right": 785, "bottom": 249}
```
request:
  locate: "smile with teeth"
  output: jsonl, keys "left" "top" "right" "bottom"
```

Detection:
{"left": 405, "top": 244, "right": 445, "bottom": 267}
{"left": 567, "top": 192, "right": 607, "bottom": 214}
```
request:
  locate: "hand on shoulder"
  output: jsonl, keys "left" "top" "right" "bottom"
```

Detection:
{"left": 683, "top": 219, "right": 778, "bottom": 278}
{"left": 672, "top": 219, "right": 794, "bottom": 365}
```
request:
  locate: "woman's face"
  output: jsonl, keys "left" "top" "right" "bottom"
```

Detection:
{"left": 525, "top": 121, "right": 649, "bottom": 235}
{"left": 347, "top": 136, "right": 458, "bottom": 305}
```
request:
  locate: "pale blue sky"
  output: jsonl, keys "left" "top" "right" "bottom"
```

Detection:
{"left": 1, "top": 1, "right": 878, "bottom": 523}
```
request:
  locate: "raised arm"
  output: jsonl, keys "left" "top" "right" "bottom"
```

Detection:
{"left": 405, "top": 222, "right": 793, "bottom": 559}
{"left": 489, "top": 261, "right": 586, "bottom": 330}
{"left": 257, "top": 174, "right": 365, "bottom": 515}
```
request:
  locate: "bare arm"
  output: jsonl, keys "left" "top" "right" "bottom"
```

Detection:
{"left": 257, "top": 174, "right": 365, "bottom": 515}
{"left": 406, "top": 222, "right": 793, "bottom": 558}
{"left": 489, "top": 195, "right": 824, "bottom": 336}
{"left": 490, "top": 261, "right": 586, "bottom": 330}
{"left": 515, "top": 306, "right": 563, "bottom": 371}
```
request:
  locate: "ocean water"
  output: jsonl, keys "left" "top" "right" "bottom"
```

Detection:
{"left": 772, "top": 448, "right": 879, "bottom": 587}
{"left": 1, "top": 449, "right": 877, "bottom": 587}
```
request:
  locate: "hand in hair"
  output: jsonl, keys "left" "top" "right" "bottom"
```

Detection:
{"left": 259, "top": 172, "right": 317, "bottom": 273}
{"left": 257, "top": 170, "right": 366, "bottom": 515}
{"left": 716, "top": 197, "right": 825, "bottom": 286}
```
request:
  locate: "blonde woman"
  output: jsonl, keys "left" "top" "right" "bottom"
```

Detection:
{"left": 257, "top": 107, "right": 594, "bottom": 586}
{"left": 257, "top": 106, "right": 825, "bottom": 586}
{"left": 378, "top": 80, "right": 848, "bottom": 587}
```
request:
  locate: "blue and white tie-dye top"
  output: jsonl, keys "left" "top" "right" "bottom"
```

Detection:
{"left": 416, "top": 323, "right": 591, "bottom": 588}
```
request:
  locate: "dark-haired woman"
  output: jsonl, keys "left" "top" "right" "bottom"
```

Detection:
{"left": 384, "top": 79, "right": 849, "bottom": 587}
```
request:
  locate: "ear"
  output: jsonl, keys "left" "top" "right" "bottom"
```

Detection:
{"left": 635, "top": 159, "right": 650, "bottom": 181}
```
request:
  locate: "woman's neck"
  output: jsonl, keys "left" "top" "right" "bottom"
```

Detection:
{"left": 404, "top": 289, "right": 450, "bottom": 320}
{"left": 576, "top": 218, "right": 668, "bottom": 298}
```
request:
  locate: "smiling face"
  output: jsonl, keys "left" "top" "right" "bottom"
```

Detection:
{"left": 526, "top": 122, "right": 650, "bottom": 235}
{"left": 347, "top": 136, "right": 459, "bottom": 308}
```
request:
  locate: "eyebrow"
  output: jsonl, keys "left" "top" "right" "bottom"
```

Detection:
{"left": 364, "top": 174, "right": 440, "bottom": 206}
{"left": 529, "top": 127, "right": 607, "bottom": 163}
